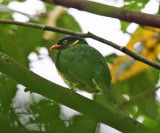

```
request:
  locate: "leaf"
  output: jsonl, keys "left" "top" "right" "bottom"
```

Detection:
{"left": 120, "top": 21, "right": 130, "bottom": 33}
{"left": 158, "top": 4, "right": 160, "bottom": 14}
{"left": 123, "top": 0, "right": 149, "bottom": 10}
{"left": 0, "top": 73, "right": 17, "bottom": 106}
{"left": 0, "top": 24, "right": 43, "bottom": 67}
{"left": 105, "top": 53, "right": 118, "bottom": 63}
{"left": 29, "top": 99, "right": 67, "bottom": 132}
{"left": 110, "top": 26, "right": 160, "bottom": 119}
{"left": 121, "top": 0, "right": 150, "bottom": 32}
{"left": 1, "top": 0, "right": 25, "bottom": 5}
{"left": 65, "top": 115, "right": 97, "bottom": 133}
{"left": 142, "top": 116, "right": 158, "bottom": 130}
{"left": 112, "top": 67, "right": 159, "bottom": 119}
{"left": 0, "top": 72, "right": 18, "bottom": 132}
{"left": 138, "top": 94, "right": 158, "bottom": 120}
{"left": 0, "top": 11, "right": 43, "bottom": 131}
{"left": 110, "top": 26, "right": 160, "bottom": 83}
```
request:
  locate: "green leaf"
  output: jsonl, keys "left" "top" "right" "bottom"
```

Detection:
{"left": 121, "top": 0, "right": 150, "bottom": 32}
{"left": 65, "top": 115, "right": 97, "bottom": 133}
{"left": 29, "top": 99, "right": 66, "bottom": 132}
{"left": 0, "top": 72, "right": 18, "bottom": 132}
{"left": 0, "top": 15, "right": 43, "bottom": 131}
{"left": 105, "top": 53, "right": 118, "bottom": 63}
{"left": 0, "top": 73, "right": 17, "bottom": 106}
{"left": 0, "top": 24, "right": 43, "bottom": 67}
{"left": 158, "top": 5, "right": 160, "bottom": 14}
{"left": 112, "top": 67, "right": 159, "bottom": 119}
{"left": 128, "top": 69, "right": 159, "bottom": 120}
{"left": 142, "top": 116, "right": 158, "bottom": 130}
{"left": 123, "top": 0, "right": 149, "bottom": 9}
{"left": 120, "top": 21, "right": 130, "bottom": 33}
{"left": 1, "top": 0, "right": 26, "bottom": 5}
{"left": 138, "top": 94, "right": 158, "bottom": 120}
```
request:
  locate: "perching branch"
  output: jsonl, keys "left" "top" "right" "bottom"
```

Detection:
{"left": 41, "top": 0, "right": 160, "bottom": 29}
{"left": 122, "top": 86, "right": 159, "bottom": 106}
{"left": 0, "top": 51, "right": 151, "bottom": 133}
{"left": 0, "top": 19, "right": 160, "bottom": 70}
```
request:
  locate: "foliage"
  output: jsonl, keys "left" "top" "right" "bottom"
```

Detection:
{"left": 121, "top": 0, "right": 150, "bottom": 32}
{"left": 0, "top": 0, "right": 160, "bottom": 133}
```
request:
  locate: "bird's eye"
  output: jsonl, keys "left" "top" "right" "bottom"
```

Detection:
{"left": 63, "top": 40, "right": 67, "bottom": 44}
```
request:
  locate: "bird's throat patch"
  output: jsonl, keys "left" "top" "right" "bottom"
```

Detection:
{"left": 69, "top": 40, "right": 79, "bottom": 47}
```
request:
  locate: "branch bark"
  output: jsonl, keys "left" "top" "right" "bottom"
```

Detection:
{"left": 41, "top": 0, "right": 160, "bottom": 29}
{"left": 0, "top": 51, "right": 151, "bottom": 133}
{"left": 0, "top": 19, "right": 160, "bottom": 70}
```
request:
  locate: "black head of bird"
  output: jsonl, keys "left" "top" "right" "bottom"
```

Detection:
{"left": 50, "top": 36, "right": 88, "bottom": 50}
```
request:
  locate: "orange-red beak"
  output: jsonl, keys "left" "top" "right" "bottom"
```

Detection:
{"left": 50, "top": 44, "right": 62, "bottom": 50}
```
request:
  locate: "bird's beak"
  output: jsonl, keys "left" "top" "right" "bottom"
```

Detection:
{"left": 50, "top": 44, "right": 62, "bottom": 50}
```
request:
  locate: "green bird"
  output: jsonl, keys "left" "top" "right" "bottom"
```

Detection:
{"left": 50, "top": 36, "right": 116, "bottom": 104}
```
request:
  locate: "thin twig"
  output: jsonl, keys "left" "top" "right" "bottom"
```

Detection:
{"left": 121, "top": 86, "right": 159, "bottom": 106}
{"left": 0, "top": 19, "right": 160, "bottom": 70}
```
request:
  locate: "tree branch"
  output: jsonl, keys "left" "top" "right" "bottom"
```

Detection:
{"left": 122, "top": 86, "right": 159, "bottom": 106}
{"left": 0, "top": 19, "right": 160, "bottom": 70}
{"left": 41, "top": 0, "right": 160, "bottom": 29}
{"left": 0, "top": 51, "right": 151, "bottom": 133}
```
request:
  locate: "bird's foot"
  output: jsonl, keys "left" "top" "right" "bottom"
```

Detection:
{"left": 24, "top": 87, "right": 32, "bottom": 93}
{"left": 93, "top": 93, "right": 97, "bottom": 101}
{"left": 70, "top": 88, "right": 76, "bottom": 93}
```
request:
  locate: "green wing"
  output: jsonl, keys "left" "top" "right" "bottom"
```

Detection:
{"left": 55, "top": 44, "right": 116, "bottom": 103}
{"left": 55, "top": 44, "right": 96, "bottom": 92}
{"left": 93, "top": 58, "right": 116, "bottom": 104}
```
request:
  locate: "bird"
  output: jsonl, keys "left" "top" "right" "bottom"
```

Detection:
{"left": 50, "top": 36, "right": 116, "bottom": 104}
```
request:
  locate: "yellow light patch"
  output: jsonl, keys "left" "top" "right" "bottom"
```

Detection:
{"left": 69, "top": 40, "right": 79, "bottom": 47}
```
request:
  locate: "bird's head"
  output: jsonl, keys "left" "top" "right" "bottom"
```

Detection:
{"left": 50, "top": 36, "right": 88, "bottom": 50}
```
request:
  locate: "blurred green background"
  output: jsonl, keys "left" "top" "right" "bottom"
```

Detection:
{"left": 0, "top": 0, "right": 160, "bottom": 132}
